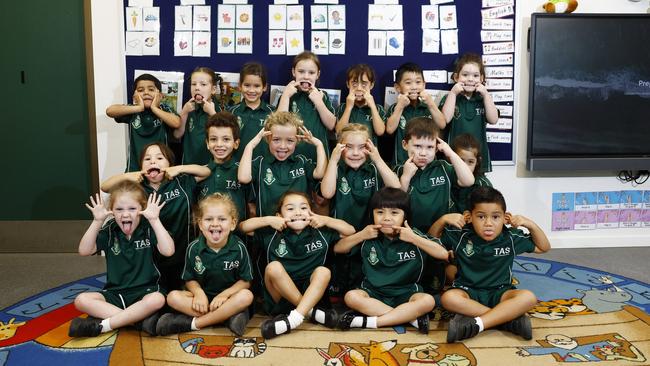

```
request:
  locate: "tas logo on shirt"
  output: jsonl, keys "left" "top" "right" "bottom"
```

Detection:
{"left": 339, "top": 177, "right": 351, "bottom": 195}
{"left": 264, "top": 168, "right": 276, "bottom": 185}
{"left": 111, "top": 237, "right": 121, "bottom": 256}
{"left": 275, "top": 239, "right": 288, "bottom": 257}
{"left": 463, "top": 240, "right": 475, "bottom": 257}
{"left": 223, "top": 260, "right": 240, "bottom": 270}
{"left": 367, "top": 246, "right": 379, "bottom": 265}
{"left": 194, "top": 255, "right": 206, "bottom": 274}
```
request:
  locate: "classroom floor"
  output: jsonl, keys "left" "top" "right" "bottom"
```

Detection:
{"left": 1, "top": 247, "right": 648, "bottom": 310}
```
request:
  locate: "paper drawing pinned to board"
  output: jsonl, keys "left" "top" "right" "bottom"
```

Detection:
{"left": 175, "top": 6, "right": 192, "bottom": 31}
{"left": 174, "top": 31, "right": 192, "bottom": 56}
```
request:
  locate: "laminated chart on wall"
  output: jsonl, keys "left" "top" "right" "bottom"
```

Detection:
{"left": 125, "top": 5, "right": 161, "bottom": 56}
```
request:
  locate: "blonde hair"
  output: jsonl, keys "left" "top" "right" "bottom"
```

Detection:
{"left": 338, "top": 123, "right": 370, "bottom": 143}
{"left": 292, "top": 51, "right": 321, "bottom": 71}
{"left": 264, "top": 111, "right": 303, "bottom": 132}
{"left": 195, "top": 193, "right": 239, "bottom": 225}
{"left": 108, "top": 181, "right": 147, "bottom": 210}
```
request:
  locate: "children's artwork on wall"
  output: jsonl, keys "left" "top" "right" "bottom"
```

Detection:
{"left": 286, "top": 30, "right": 304, "bottom": 55}
{"left": 268, "top": 5, "right": 286, "bottom": 30}
{"left": 441, "top": 29, "right": 459, "bottom": 54}
{"left": 192, "top": 31, "right": 211, "bottom": 57}
{"left": 368, "top": 31, "right": 386, "bottom": 56}
{"left": 268, "top": 30, "right": 286, "bottom": 55}
{"left": 215, "top": 71, "right": 241, "bottom": 108}
{"left": 421, "top": 5, "right": 439, "bottom": 29}
{"left": 286, "top": 5, "right": 304, "bottom": 30}
{"left": 236, "top": 29, "right": 253, "bottom": 54}
{"left": 126, "top": 7, "right": 143, "bottom": 31}
{"left": 385, "top": 31, "right": 404, "bottom": 56}
{"left": 217, "top": 4, "right": 236, "bottom": 29}
{"left": 311, "top": 31, "right": 329, "bottom": 55}
{"left": 439, "top": 5, "right": 457, "bottom": 29}
{"left": 236, "top": 5, "right": 253, "bottom": 29}
{"left": 173, "top": 31, "right": 192, "bottom": 56}
{"left": 125, "top": 31, "right": 143, "bottom": 55}
{"left": 134, "top": 69, "right": 184, "bottom": 113}
{"left": 180, "top": 0, "right": 204, "bottom": 4}
{"left": 142, "top": 7, "right": 160, "bottom": 32}
{"left": 328, "top": 30, "right": 345, "bottom": 55}
{"left": 320, "top": 88, "right": 341, "bottom": 110}
{"left": 217, "top": 29, "right": 235, "bottom": 54}
{"left": 141, "top": 31, "right": 160, "bottom": 56}
{"left": 367, "top": 4, "right": 385, "bottom": 30}
{"left": 310, "top": 5, "right": 328, "bottom": 30}
{"left": 175, "top": 6, "right": 192, "bottom": 31}
{"left": 328, "top": 5, "right": 345, "bottom": 30}
{"left": 192, "top": 5, "right": 211, "bottom": 31}
{"left": 422, "top": 29, "right": 440, "bottom": 53}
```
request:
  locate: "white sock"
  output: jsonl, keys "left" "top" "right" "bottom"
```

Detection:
{"left": 287, "top": 309, "right": 304, "bottom": 329}
{"left": 474, "top": 317, "right": 484, "bottom": 332}
{"left": 409, "top": 319, "right": 418, "bottom": 328}
{"left": 100, "top": 318, "right": 112, "bottom": 333}
{"left": 350, "top": 316, "right": 377, "bottom": 328}
{"left": 191, "top": 317, "right": 199, "bottom": 331}
{"left": 310, "top": 308, "right": 326, "bottom": 324}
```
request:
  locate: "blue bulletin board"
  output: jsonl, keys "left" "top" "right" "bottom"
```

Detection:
{"left": 123, "top": 0, "right": 515, "bottom": 164}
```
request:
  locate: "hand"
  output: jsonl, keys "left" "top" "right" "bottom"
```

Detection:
{"left": 308, "top": 210, "right": 327, "bottom": 229}
{"left": 181, "top": 99, "right": 196, "bottom": 115}
{"left": 140, "top": 192, "right": 166, "bottom": 221}
{"left": 308, "top": 87, "right": 324, "bottom": 104}
{"left": 202, "top": 96, "right": 217, "bottom": 115}
{"left": 361, "top": 224, "right": 382, "bottom": 240}
{"left": 133, "top": 92, "right": 145, "bottom": 112}
{"left": 364, "top": 139, "right": 381, "bottom": 162}
{"left": 85, "top": 193, "right": 112, "bottom": 222}
{"left": 436, "top": 137, "right": 452, "bottom": 157}
{"left": 396, "top": 94, "right": 411, "bottom": 109}
{"left": 346, "top": 90, "right": 357, "bottom": 104}
{"left": 448, "top": 250, "right": 455, "bottom": 260}
{"left": 126, "top": 170, "right": 145, "bottom": 183}
{"left": 209, "top": 294, "right": 229, "bottom": 311}
{"left": 393, "top": 220, "right": 417, "bottom": 243}
{"left": 330, "top": 143, "right": 345, "bottom": 163}
{"left": 163, "top": 166, "right": 182, "bottom": 179}
{"left": 250, "top": 128, "right": 272, "bottom": 148}
{"left": 363, "top": 90, "right": 376, "bottom": 108}
{"left": 403, "top": 156, "right": 419, "bottom": 177}
{"left": 444, "top": 213, "right": 466, "bottom": 229}
{"left": 284, "top": 80, "right": 298, "bottom": 98}
{"left": 451, "top": 82, "right": 465, "bottom": 95}
{"left": 475, "top": 82, "right": 489, "bottom": 97}
{"left": 192, "top": 292, "right": 209, "bottom": 314}
{"left": 151, "top": 92, "right": 162, "bottom": 109}
{"left": 269, "top": 216, "right": 289, "bottom": 231}
{"left": 420, "top": 91, "right": 436, "bottom": 108}
{"left": 297, "top": 126, "right": 321, "bottom": 146}
{"left": 506, "top": 213, "right": 532, "bottom": 229}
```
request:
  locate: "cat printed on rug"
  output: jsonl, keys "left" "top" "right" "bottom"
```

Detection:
{"left": 178, "top": 334, "right": 266, "bottom": 359}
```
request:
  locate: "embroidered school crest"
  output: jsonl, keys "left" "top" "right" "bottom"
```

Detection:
{"left": 275, "top": 239, "right": 288, "bottom": 258}
{"left": 111, "top": 237, "right": 121, "bottom": 256}
{"left": 339, "top": 177, "right": 351, "bottom": 195}
{"left": 263, "top": 168, "right": 276, "bottom": 185}
{"left": 188, "top": 117, "right": 195, "bottom": 131}
{"left": 368, "top": 246, "right": 379, "bottom": 265}
{"left": 463, "top": 240, "right": 475, "bottom": 257}
{"left": 454, "top": 106, "right": 461, "bottom": 119}
{"left": 236, "top": 116, "right": 243, "bottom": 128}
{"left": 399, "top": 116, "right": 406, "bottom": 129}
{"left": 132, "top": 115, "right": 142, "bottom": 129}
{"left": 291, "top": 101, "right": 298, "bottom": 113}
{"left": 194, "top": 256, "right": 206, "bottom": 274}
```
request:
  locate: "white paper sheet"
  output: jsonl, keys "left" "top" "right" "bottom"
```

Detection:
{"left": 236, "top": 29, "right": 253, "bottom": 54}
{"left": 310, "top": 5, "right": 328, "bottom": 30}
{"left": 481, "top": 5, "right": 514, "bottom": 19}
{"left": 217, "top": 4, "right": 236, "bottom": 29}
{"left": 268, "top": 30, "right": 286, "bottom": 55}
{"left": 142, "top": 7, "right": 160, "bottom": 32}
{"left": 174, "top": 31, "right": 192, "bottom": 56}
{"left": 126, "top": 7, "right": 143, "bottom": 31}
{"left": 193, "top": 31, "right": 211, "bottom": 57}
{"left": 286, "top": 30, "right": 304, "bottom": 55}
{"left": 386, "top": 31, "right": 404, "bottom": 56}
{"left": 329, "top": 30, "right": 345, "bottom": 55}
{"left": 485, "top": 66, "right": 514, "bottom": 78}
{"left": 175, "top": 6, "right": 192, "bottom": 31}
{"left": 328, "top": 5, "right": 346, "bottom": 29}
{"left": 481, "top": 18, "right": 513, "bottom": 30}
{"left": 422, "top": 29, "right": 440, "bottom": 53}
{"left": 439, "top": 5, "right": 457, "bottom": 29}
{"left": 482, "top": 53, "right": 513, "bottom": 66}
{"left": 482, "top": 41, "right": 514, "bottom": 54}
{"left": 368, "top": 31, "right": 386, "bottom": 56}
{"left": 441, "top": 29, "right": 458, "bottom": 54}
{"left": 421, "top": 5, "right": 439, "bottom": 29}
{"left": 311, "top": 30, "right": 329, "bottom": 55}
{"left": 485, "top": 78, "right": 512, "bottom": 90}
{"left": 480, "top": 30, "right": 512, "bottom": 42}
{"left": 236, "top": 4, "right": 253, "bottom": 28}
{"left": 125, "top": 31, "right": 143, "bottom": 55}
{"left": 141, "top": 31, "right": 159, "bottom": 55}
{"left": 217, "top": 29, "right": 235, "bottom": 54}
{"left": 193, "top": 5, "right": 211, "bottom": 31}
{"left": 286, "top": 5, "right": 304, "bottom": 30}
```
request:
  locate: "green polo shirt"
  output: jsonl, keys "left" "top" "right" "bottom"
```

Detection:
{"left": 331, "top": 161, "right": 383, "bottom": 230}
{"left": 96, "top": 219, "right": 161, "bottom": 292}
{"left": 395, "top": 160, "right": 457, "bottom": 233}
{"left": 286, "top": 90, "right": 334, "bottom": 161}
{"left": 452, "top": 175, "right": 493, "bottom": 214}
{"left": 198, "top": 159, "right": 249, "bottom": 222}
{"left": 441, "top": 225, "right": 535, "bottom": 289}
{"left": 115, "top": 102, "right": 175, "bottom": 172}
{"left": 386, "top": 101, "right": 432, "bottom": 166}
{"left": 255, "top": 226, "right": 340, "bottom": 282}
{"left": 250, "top": 154, "right": 315, "bottom": 217}
{"left": 440, "top": 94, "right": 492, "bottom": 172}
{"left": 182, "top": 234, "right": 253, "bottom": 298}
{"left": 143, "top": 173, "right": 196, "bottom": 266}
{"left": 335, "top": 103, "right": 385, "bottom": 145}
{"left": 228, "top": 101, "right": 275, "bottom": 161}
{"left": 182, "top": 96, "right": 223, "bottom": 165}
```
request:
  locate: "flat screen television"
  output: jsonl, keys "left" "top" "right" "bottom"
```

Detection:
{"left": 527, "top": 13, "right": 650, "bottom": 171}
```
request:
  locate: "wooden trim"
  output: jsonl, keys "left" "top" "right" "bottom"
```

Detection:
{"left": 84, "top": 0, "right": 99, "bottom": 191}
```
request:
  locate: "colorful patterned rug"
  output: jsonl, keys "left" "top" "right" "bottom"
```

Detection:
{"left": 1, "top": 257, "right": 649, "bottom": 366}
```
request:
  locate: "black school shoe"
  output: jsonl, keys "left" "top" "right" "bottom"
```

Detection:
{"left": 416, "top": 314, "right": 430, "bottom": 334}
{"left": 260, "top": 314, "right": 291, "bottom": 339}
{"left": 310, "top": 307, "right": 339, "bottom": 329}
{"left": 446, "top": 314, "right": 480, "bottom": 343}
{"left": 155, "top": 313, "right": 193, "bottom": 336}
{"left": 501, "top": 314, "right": 532, "bottom": 340}
{"left": 337, "top": 310, "right": 368, "bottom": 330}
{"left": 68, "top": 316, "right": 102, "bottom": 337}
{"left": 226, "top": 310, "right": 250, "bottom": 337}
{"left": 133, "top": 311, "right": 161, "bottom": 336}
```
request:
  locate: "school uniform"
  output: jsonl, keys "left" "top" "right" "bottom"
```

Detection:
{"left": 452, "top": 175, "right": 493, "bottom": 214}
{"left": 96, "top": 219, "right": 163, "bottom": 308}
{"left": 198, "top": 159, "right": 250, "bottom": 222}
{"left": 114, "top": 102, "right": 175, "bottom": 172}
{"left": 182, "top": 234, "right": 253, "bottom": 299}
{"left": 441, "top": 225, "right": 535, "bottom": 307}
{"left": 182, "top": 96, "right": 222, "bottom": 165}
{"left": 287, "top": 90, "right": 335, "bottom": 161}
{"left": 386, "top": 101, "right": 432, "bottom": 167}
{"left": 228, "top": 101, "right": 275, "bottom": 161}
{"left": 335, "top": 102, "right": 385, "bottom": 145}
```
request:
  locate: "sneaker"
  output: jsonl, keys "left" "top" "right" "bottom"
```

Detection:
{"left": 260, "top": 314, "right": 291, "bottom": 339}
{"left": 501, "top": 314, "right": 532, "bottom": 340}
{"left": 446, "top": 314, "right": 479, "bottom": 343}
{"left": 416, "top": 314, "right": 430, "bottom": 334}
{"left": 226, "top": 310, "right": 250, "bottom": 337}
{"left": 155, "top": 313, "right": 193, "bottom": 336}
{"left": 139, "top": 312, "right": 161, "bottom": 336}
{"left": 68, "top": 316, "right": 102, "bottom": 338}
{"left": 310, "top": 307, "right": 339, "bottom": 329}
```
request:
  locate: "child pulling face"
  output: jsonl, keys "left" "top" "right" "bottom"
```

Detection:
{"left": 198, "top": 202, "right": 237, "bottom": 247}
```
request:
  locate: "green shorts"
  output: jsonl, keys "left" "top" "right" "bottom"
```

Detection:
{"left": 263, "top": 278, "right": 311, "bottom": 316}
{"left": 360, "top": 282, "right": 423, "bottom": 308}
{"left": 451, "top": 284, "right": 515, "bottom": 308}
{"left": 102, "top": 285, "right": 164, "bottom": 309}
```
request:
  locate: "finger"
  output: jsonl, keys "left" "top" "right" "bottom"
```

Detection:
{"left": 85, "top": 203, "right": 93, "bottom": 211}
{"left": 391, "top": 226, "right": 402, "bottom": 232}
{"left": 404, "top": 220, "right": 410, "bottom": 229}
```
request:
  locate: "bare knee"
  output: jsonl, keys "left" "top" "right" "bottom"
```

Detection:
{"left": 518, "top": 289, "right": 538, "bottom": 308}
{"left": 231, "top": 289, "right": 254, "bottom": 308}
{"left": 414, "top": 294, "right": 436, "bottom": 313}
{"left": 344, "top": 290, "right": 365, "bottom": 309}
{"left": 265, "top": 261, "right": 285, "bottom": 279}
{"left": 142, "top": 292, "right": 166, "bottom": 310}
{"left": 74, "top": 292, "right": 96, "bottom": 311}
{"left": 166, "top": 290, "right": 185, "bottom": 309}
{"left": 441, "top": 290, "right": 466, "bottom": 311}
{"left": 312, "top": 266, "right": 331, "bottom": 283}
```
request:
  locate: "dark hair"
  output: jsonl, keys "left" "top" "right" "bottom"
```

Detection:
{"left": 134, "top": 73, "right": 161, "bottom": 93}
{"left": 346, "top": 64, "right": 376, "bottom": 85}
{"left": 369, "top": 187, "right": 411, "bottom": 223}
{"left": 403, "top": 117, "right": 439, "bottom": 142}
{"left": 239, "top": 62, "right": 268, "bottom": 86}
{"left": 292, "top": 51, "right": 321, "bottom": 70}
{"left": 205, "top": 111, "right": 241, "bottom": 142}
{"left": 191, "top": 66, "right": 218, "bottom": 86}
{"left": 468, "top": 186, "right": 506, "bottom": 212}
{"left": 139, "top": 142, "right": 176, "bottom": 167}
{"left": 453, "top": 53, "right": 485, "bottom": 80}
{"left": 276, "top": 191, "right": 312, "bottom": 214}
{"left": 451, "top": 133, "right": 483, "bottom": 177}
{"left": 394, "top": 62, "right": 424, "bottom": 84}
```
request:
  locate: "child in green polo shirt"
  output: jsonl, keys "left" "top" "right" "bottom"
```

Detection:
{"left": 450, "top": 133, "right": 493, "bottom": 214}
{"left": 335, "top": 64, "right": 386, "bottom": 145}
{"left": 174, "top": 67, "right": 223, "bottom": 165}
{"left": 156, "top": 193, "right": 254, "bottom": 337}
{"left": 440, "top": 187, "right": 551, "bottom": 343}
{"left": 335, "top": 187, "right": 449, "bottom": 334}
{"left": 106, "top": 73, "right": 181, "bottom": 172}
{"left": 386, "top": 63, "right": 446, "bottom": 167}
{"left": 240, "top": 191, "right": 355, "bottom": 339}
{"left": 440, "top": 53, "right": 499, "bottom": 172}
{"left": 69, "top": 182, "right": 174, "bottom": 337}
{"left": 321, "top": 123, "right": 400, "bottom": 296}
{"left": 228, "top": 62, "right": 275, "bottom": 162}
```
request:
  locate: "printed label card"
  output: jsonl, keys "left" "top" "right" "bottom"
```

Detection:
{"left": 314, "top": 0, "right": 339, "bottom": 3}
{"left": 126, "top": 7, "right": 143, "bottom": 31}
{"left": 141, "top": 31, "right": 160, "bottom": 55}
{"left": 482, "top": 0, "right": 514, "bottom": 7}
{"left": 268, "top": 5, "right": 287, "bottom": 29}
{"left": 440, "top": 29, "right": 458, "bottom": 54}
{"left": 217, "top": 4, "right": 236, "bottom": 29}
{"left": 495, "top": 104, "right": 512, "bottom": 117}
{"left": 489, "top": 90, "right": 513, "bottom": 102}
{"left": 310, "top": 5, "right": 328, "bottom": 29}
{"left": 421, "top": 5, "right": 439, "bottom": 29}
{"left": 329, "top": 30, "right": 345, "bottom": 54}
{"left": 480, "top": 30, "right": 513, "bottom": 42}
{"left": 180, "top": 0, "right": 205, "bottom": 4}
{"left": 485, "top": 131, "right": 511, "bottom": 143}
{"left": 620, "top": 190, "right": 643, "bottom": 209}
{"left": 485, "top": 66, "right": 513, "bottom": 78}
{"left": 485, "top": 78, "right": 512, "bottom": 90}
{"left": 574, "top": 211, "right": 596, "bottom": 230}
{"left": 286, "top": 5, "right": 304, "bottom": 30}
{"left": 236, "top": 5, "right": 253, "bottom": 29}
{"left": 439, "top": 5, "right": 457, "bottom": 29}
{"left": 386, "top": 31, "right": 404, "bottom": 56}
{"left": 423, "top": 70, "right": 447, "bottom": 83}
{"left": 597, "top": 210, "right": 620, "bottom": 229}
{"left": 575, "top": 192, "right": 598, "bottom": 211}
{"left": 193, "top": 5, "right": 211, "bottom": 31}
{"left": 482, "top": 18, "right": 514, "bottom": 30}
{"left": 553, "top": 193, "right": 575, "bottom": 211}
{"left": 491, "top": 117, "right": 512, "bottom": 130}
{"left": 481, "top": 5, "right": 515, "bottom": 19}
{"left": 552, "top": 211, "right": 574, "bottom": 231}
{"left": 129, "top": 0, "right": 153, "bottom": 7}
{"left": 598, "top": 191, "right": 621, "bottom": 210}
{"left": 430, "top": 0, "right": 454, "bottom": 4}
{"left": 422, "top": 29, "right": 440, "bottom": 53}
{"left": 311, "top": 31, "right": 329, "bottom": 55}
{"left": 236, "top": 29, "right": 253, "bottom": 54}
{"left": 619, "top": 209, "right": 641, "bottom": 228}
{"left": 286, "top": 30, "right": 304, "bottom": 55}
{"left": 175, "top": 6, "right": 192, "bottom": 31}
{"left": 142, "top": 7, "right": 160, "bottom": 32}
{"left": 482, "top": 53, "right": 513, "bottom": 66}
{"left": 375, "top": 0, "right": 399, "bottom": 4}
{"left": 217, "top": 29, "right": 235, "bottom": 54}
{"left": 368, "top": 31, "right": 387, "bottom": 56}
{"left": 328, "top": 5, "right": 346, "bottom": 29}
{"left": 125, "top": 31, "right": 143, "bottom": 55}
{"left": 192, "top": 31, "right": 211, "bottom": 57}
{"left": 483, "top": 41, "right": 515, "bottom": 54}
{"left": 274, "top": 0, "right": 299, "bottom": 4}
{"left": 174, "top": 31, "right": 192, "bottom": 56}
{"left": 268, "top": 30, "right": 286, "bottom": 55}
{"left": 223, "top": 0, "right": 248, "bottom": 3}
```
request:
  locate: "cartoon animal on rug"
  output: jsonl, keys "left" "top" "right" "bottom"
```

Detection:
{"left": 318, "top": 340, "right": 399, "bottom": 366}
{"left": 517, "top": 333, "right": 646, "bottom": 363}
{"left": 542, "top": 0, "right": 578, "bottom": 13}
{"left": 401, "top": 343, "right": 471, "bottom": 366}
{"left": 0, "top": 319, "right": 26, "bottom": 341}
{"left": 179, "top": 335, "right": 266, "bottom": 359}
{"left": 529, "top": 286, "right": 633, "bottom": 320}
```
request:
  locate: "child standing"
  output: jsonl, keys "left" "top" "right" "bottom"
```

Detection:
{"left": 277, "top": 51, "right": 336, "bottom": 162}
{"left": 450, "top": 133, "right": 493, "bottom": 213}
{"left": 240, "top": 191, "right": 355, "bottom": 339}
{"left": 335, "top": 188, "right": 448, "bottom": 334}
{"left": 228, "top": 62, "right": 275, "bottom": 161}
{"left": 238, "top": 111, "right": 326, "bottom": 217}
{"left": 106, "top": 74, "right": 181, "bottom": 172}
{"left": 335, "top": 64, "right": 385, "bottom": 145}
{"left": 441, "top": 187, "right": 551, "bottom": 343}
{"left": 69, "top": 183, "right": 174, "bottom": 337}
{"left": 386, "top": 63, "right": 446, "bottom": 167}
{"left": 156, "top": 193, "right": 254, "bottom": 337}
{"left": 174, "top": 67, "right": 222, "bottom": 165}
{"left": 441, "top": 53, "right": 499, "bottom": 173}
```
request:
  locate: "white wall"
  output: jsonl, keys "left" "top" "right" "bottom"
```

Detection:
{"left": 89, "top": 0, "right": 650, "bottom": 248}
